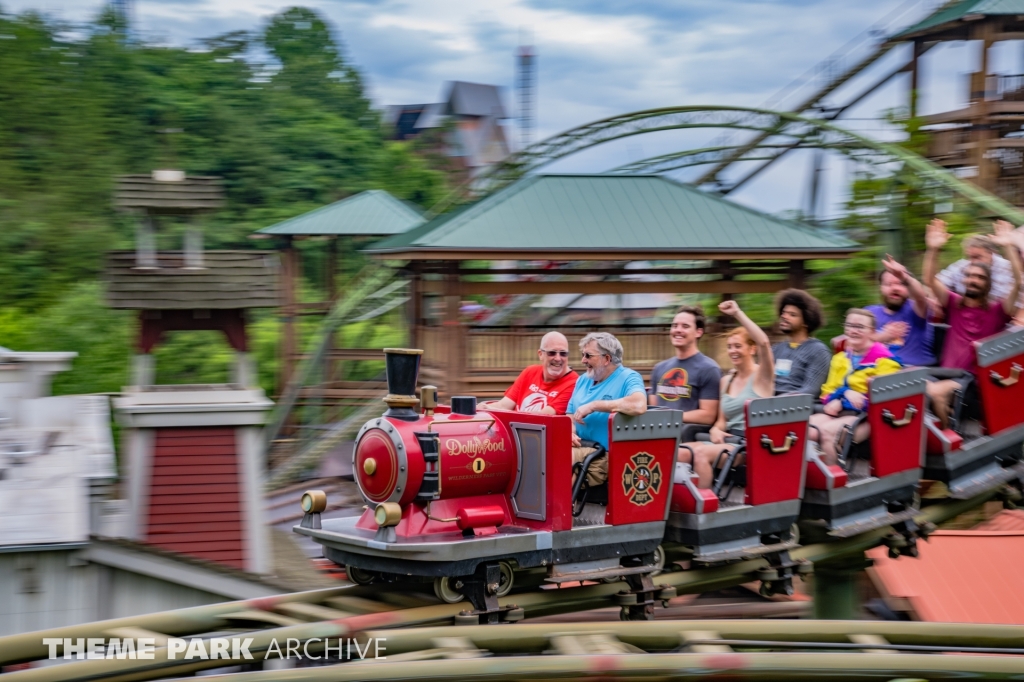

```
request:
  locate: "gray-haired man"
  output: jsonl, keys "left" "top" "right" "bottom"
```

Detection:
{"left": 567, "top": 332, "right": 647, "bottom": 485}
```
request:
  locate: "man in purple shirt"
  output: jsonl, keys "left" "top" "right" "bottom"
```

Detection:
{"left": 867, "top": 259, "right": 935, "bottom": 367}
{"left": 921, "top": 218, "right": 1022, "bottom": 427}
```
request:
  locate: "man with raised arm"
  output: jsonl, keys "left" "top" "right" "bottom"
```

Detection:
{"left": 937, "top": 234, "right": 1017, "bottom": 302}
{"left": 922, "top": 218, "right": 1023, "bottom": 427}
{"left": 867, "top": 255, "right": 936, "bottom": 367}
{"left": 567, "top": 332, "right": 647, "bottom": 486}
{"left": 771, "top": 289, "right": 832, "bottom": 396}
{"left": 649, "top": 305, "right": 721, "bottom": 426}
{"left": 479, "top": 331, "right": 578, "bottom": 414}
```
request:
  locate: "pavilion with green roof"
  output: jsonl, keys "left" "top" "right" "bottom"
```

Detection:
{"left": 255, "top": 189, "right": 424, "bottom": 395}
{"left": 257, "top": 190, "right": 424, "bottom": 237}
{"left": 365, "top": 174, "right": 858, "bottom": 397}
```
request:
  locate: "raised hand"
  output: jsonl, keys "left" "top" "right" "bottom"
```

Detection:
{"left": 992, "top": 219, "right": 1015, "bottom": 247}
{"left": 882, "top": 254, "right": 910, "bottom": 281}
{"left": 925, "top": 218, "right": 950, "bottom": 251}
{"left": 879, "top": 321, "right": 909, "bottom": 343}
{"left": 718, "top": 299, "right": 740, "bottom": 317}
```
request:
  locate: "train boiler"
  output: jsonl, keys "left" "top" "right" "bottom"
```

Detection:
{"left": 295, "top": 349, "right": 683, "bottom": 623}
{"left": 924, "top": 328, "right": 1024, "bottom": 498}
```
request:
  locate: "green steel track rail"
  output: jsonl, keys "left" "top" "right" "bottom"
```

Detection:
{"left": 263, "top": 264, "right": 401, "bottom": 453}
{"left": 0, "top": 484, "right": 1017, "bottom": 682}
{"left": 425, "top": 105, "right": 1024, "bottom": 226}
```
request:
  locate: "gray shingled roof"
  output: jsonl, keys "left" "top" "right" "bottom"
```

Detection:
{"left": 115, "top": 175, "right": 224, "bottom": 215}
{"left": 105, "top": 251, "right": 280, "bottom": 309}
{"left": 367, "top": 174, "right": 859, "bottom": 259}
{"left": 446, "top": 81, "right": 507, "bottom": 118}
{"left": 257, "top": 190, "right": 424, "bottom": 237}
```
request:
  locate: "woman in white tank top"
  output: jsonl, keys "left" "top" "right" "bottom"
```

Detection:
{"left": 678, "top": 300, "right": 775, "bottom": 488}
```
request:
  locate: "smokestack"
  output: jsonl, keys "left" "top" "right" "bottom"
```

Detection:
{"left": 382, "top": 348, "right": 423, "bottom": 420}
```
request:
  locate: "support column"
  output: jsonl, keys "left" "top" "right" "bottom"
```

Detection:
{"left": 278, "top": 237, "right": 298, "bottom": 397}
{"left": 184, "top": 218, "right": 203, "bottom": 270}
{"left": 788, "top": 260, "right": 806, "bottom": 289}
{"left": 408, "top": 264, "right": 423, "bottom": 349}
{"left": 718, "top": 260, "right": 734, "bottom": 324}
{"left": 135, "top": 215, "right": 157, "bottom": 269}
{"left": 973, "top": 23, "right": 998, "bottom": 194}
{"left": 131, "top": 354, "right": 155, "bottom": 388}
{"left": 909, "top": 40, "right": 922, "bottom": 118}
{"left": 233, "top": 352, "right": 256, "bottom": 388}
{"left": 812, "top": 553, "right": 870, "bottom": 619}
{"left": 325, "top": 236, "right": 338, "bottom": 402}
{"left": 443, "top": 265, "right": 466, "bottom": 399}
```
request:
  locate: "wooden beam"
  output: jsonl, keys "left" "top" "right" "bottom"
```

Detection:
{"left": 371, "top": 250, "right": 856, "bottom": 261}
{"left": 420, "top": 279, "right": 789, "bottom": 295}
{"left": 430, "top": 265, "right": 791, "bottom": 277}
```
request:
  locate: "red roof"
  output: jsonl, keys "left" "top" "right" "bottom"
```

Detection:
{"left": 975, "top": 509, "right": 1024, "bottom": 531}
{"left": 868, "top": 529, "right": 1024, "bottom": 624}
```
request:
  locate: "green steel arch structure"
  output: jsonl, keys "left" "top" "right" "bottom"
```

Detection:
{"left": 464, "top": 105, "right": 1024, "bottom": 224}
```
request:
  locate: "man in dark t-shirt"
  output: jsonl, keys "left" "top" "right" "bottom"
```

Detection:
{"left": 771, "top": 289, "right": 831, "bottom": 397}
{"left": 649, "top": 305, "right": 721, "bottom": 424}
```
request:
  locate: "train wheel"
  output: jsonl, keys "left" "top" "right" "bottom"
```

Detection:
{"left": 496, "top": 561, "right": 515, "bottom": 598}
{"left": 346, "top": 566, "right": 375, "bottom": 585}
{"left": 652, "top": 545, "right": 666, "bottom": 576}
{"left": 433, "top": 576, "right": 465, "bottom": 604}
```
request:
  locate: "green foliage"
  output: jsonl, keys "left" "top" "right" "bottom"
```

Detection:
{"left": 0, "top": 282, "right": 132, "bottom": 395}
{"left": 0, "top": 5, "right": 446, "bottom": 308}
{"left": 0, "top": 6, "right": 448, "bottom": 394}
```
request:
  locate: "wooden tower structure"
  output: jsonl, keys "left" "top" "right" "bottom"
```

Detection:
{"left": 892, "top": 1, "right": 1024, "bottom": 206}
{"left": 107, "top": 170, "right": 279, "bottom": 574}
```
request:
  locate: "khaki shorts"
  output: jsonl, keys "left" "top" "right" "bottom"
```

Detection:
{"left": 572, "top": 446, "right": 607, "bottom": 486}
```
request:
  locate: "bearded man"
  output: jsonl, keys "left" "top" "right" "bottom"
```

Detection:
{"left": 865, "top": 256, "right": 936, "bottom": 367}
{"left": 921, "top": 218, "right": 1023, "bottom": 427}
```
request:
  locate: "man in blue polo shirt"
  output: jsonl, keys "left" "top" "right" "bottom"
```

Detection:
{"left": 866, "top": 256, "right": 936, "bottom": 367}
{"left": 567, "top": 331, "right": 647, "bottom": 485}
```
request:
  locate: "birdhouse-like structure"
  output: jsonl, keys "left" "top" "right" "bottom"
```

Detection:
{"left": 107, "top": 171, "right": 278, "bottom": 574}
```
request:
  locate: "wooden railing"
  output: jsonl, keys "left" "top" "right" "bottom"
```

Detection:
{"left": 416, "top": 325, "right": 734, "bottom": 397}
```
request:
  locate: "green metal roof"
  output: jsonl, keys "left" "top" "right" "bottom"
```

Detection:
{"left": 367, "top": 174, "right": 858, "bottom": 259}
{"left": 257, "top": 190, "right": 424, "bottom": 236}
{"left": 892, "top": 0, "right": 1024, "bottom": 40}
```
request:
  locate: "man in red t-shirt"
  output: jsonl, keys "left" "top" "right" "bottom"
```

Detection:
{"left": 480, "top": 332, "right": 578, "bottom": 414}
{"left": 921, "top": 218, "right": 1023, "bottom": 427}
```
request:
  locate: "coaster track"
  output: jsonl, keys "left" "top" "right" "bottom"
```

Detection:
{"left": 415, "top": 104, "right": 1024, "bottom": 228}
{"left": 1, "top": 485, "right": 1017, "bottom": 682}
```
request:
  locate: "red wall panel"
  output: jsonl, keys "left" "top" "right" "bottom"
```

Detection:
{"left": 144, "top": 427, "right": 246, "bottom": 570}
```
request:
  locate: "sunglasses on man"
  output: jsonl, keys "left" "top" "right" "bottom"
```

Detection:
{"left": 540, "top": 350, "right": 569, "bottom": 357}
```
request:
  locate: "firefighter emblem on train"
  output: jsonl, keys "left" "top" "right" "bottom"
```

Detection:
{"left": 621, "top": 452, "right": 662, "bottom": 506}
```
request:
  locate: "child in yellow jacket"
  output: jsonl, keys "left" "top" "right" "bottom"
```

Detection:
{"left": 810, "top": 309, "right": 902, "bottom": 462}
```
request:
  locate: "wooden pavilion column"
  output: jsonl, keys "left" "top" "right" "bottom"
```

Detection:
{"left": 407, "top": 263, "right": 423, "bottom": 349}
{"left": 442, "top": 264, "right": 467, "bottom": 399}
{"left": 909, "top": 39, "right": 923, "bottom": 118}
{"left": 324, "top": 236, "right": 338, "bottom": 401}
{"left": 278, "top": 236, "right": 300, "bottom": 396}
{"left": 788, "top": 260, "right": 806, "bottom": 289}
{"left": 718, "top": 260, "right": 734, "bottom": 323}
{"left": 972, "top": 21, "right": 998, "bottom": 194}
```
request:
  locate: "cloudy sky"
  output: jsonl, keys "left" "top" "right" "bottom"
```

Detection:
{"left": 4, "top": 0, "right": 1010, "bottom": 216}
